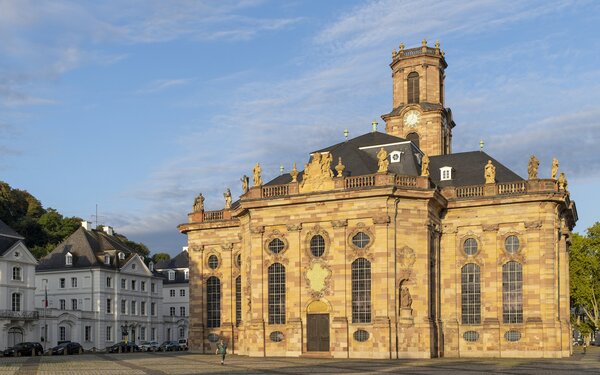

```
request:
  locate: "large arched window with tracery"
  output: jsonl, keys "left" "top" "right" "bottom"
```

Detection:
{"left": 268, "top": 263, "right": 286, "bottom": 324}
{"left": 206, "top": 276, "right": 221, "bottom": 328}
{"left": 235, "top": 276, "right": 242, "bottom": 327}
{"left": 351, "top": 258, "right": 371, "bottom": 323}
{"left": 502, "top": 261, "right": 523, "bottom": 323}
{"left": 407, "top": 72, "right": 420, "bottom": 103}
{"left": 461, "top": 263, "right": 481, "bottom": 324}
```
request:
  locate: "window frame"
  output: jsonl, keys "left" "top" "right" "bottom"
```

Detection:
{"left": 461, "top": 263, "right": 481, "bottom": 324}
{"left": 351, "top": 258, "right": 371, "bottom": 323}
{"left": 502, "top": 261, "right": 523, "bottom": 324}
{"left": 268, "top": 263, "right": 286, "bottom": 325}
{"left": 12, "top": 266, "right": 22, "bottom": 281}
{"left": 407, "top": 71, "right": 420, "bottom": 104}
{"left": 206, "top": 276, "right": 221, "bottom": 328}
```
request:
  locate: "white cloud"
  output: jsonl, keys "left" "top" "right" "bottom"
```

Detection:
{"left": 136, "top": 78, "right": 194, "bottom": 94}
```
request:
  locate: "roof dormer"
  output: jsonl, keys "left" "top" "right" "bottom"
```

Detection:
{"left": 440, "top": 166, "right": 453, "bottom": 181}
{"left": 168, "top": 270, "right": 175, "bottom": 281}
{"left": 104, "top": 255, "right": 111, "bottom": 265}
{"left": 118, "top": 252, "right": 125, "bottom": 260}
{"left": 66, "top": 252, "right": 73, "bottom": 266}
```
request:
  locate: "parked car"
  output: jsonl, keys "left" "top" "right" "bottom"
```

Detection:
{"left": 3, "top": 342, "right": 43, "bottom": 357}
{"left": 158, "top": 341, "right": 180, "bottom": 352}
{"left": 177, "top": 339, "right": 188, "bottom": 351}
{"left": 139, "top": 341, "right": 159, "bottom": 352}
{"left": 107, "top": 342, "right": 140, "bottom": 353}
{"left": 51, "top": 342, "right": 83, "bottom": 355}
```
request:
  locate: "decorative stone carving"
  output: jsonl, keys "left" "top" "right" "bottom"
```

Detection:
{"left": 250, "top": 226, "right": 265, "bottom": 235}
{"left": 400, "top": 286, "right": 412, "bottom": 308}
{"left": 241, "top": 175, "right": 249, "bottom": 194}
{"left": 397, "top": 246, "right": 416, "bottom": 269}
{"left": 528, "top": 155, "right": 539, "bottom": 180}
{"left": 347, "top": 224, "right": 375, "bottom": 261}
{"left": 305, "top": 225, "right": 330, "bottom": 258}
{"left": 421, "top": 153, "right": 430, "bottom": 177}
{"left": 482, "top": 224, "right": 499, "bottom": 232}
{"left": 372, "top": 215, "right": 390, "bottom": 225}
{"left": 253, "top": 163, "right": 263, "bottom": 187}
{"left": 286, "top": 223, "right": 302, "bottom": 232}
{"left": 304, "top": 260, "right": 332, "bottom": 299}
{"left": 290, "top": 162, "right": 299, "bottom": 182}
{"left": 558, "top": 172, "right": 567, "bottom": 191}
{"left": 300, "top": 152, "right": 334, "bottom": 193}
{"left": 331, "top": 219, "right": 348, "bottom": 228}
{"left": 220, "top": 244, "right": 233, "bottom": 252}
{"left": 335, "top": 157, "right": 345, "bottom": 177}
{"left": 263, "top": 230, "right": 289, "bottom": 256}
{"left": 189, "top": 244, "right": 204, "bottom": 252}
{"left": 484, "top": 160, "right": 496, "bottom": 184}
{"left": 551, "top": 158, "right": 559, "bottom": 179}
{"left": 223, "top": 188, "right": 232, "bottom": 209}
{"left": 524, "top": 221, "right": 542, "bottom": 229}
{"left": 377, "top": 148, "right": 389, "bottom": 173}
{"left": 193, "top": 193, "right": 204, "bottom": 212}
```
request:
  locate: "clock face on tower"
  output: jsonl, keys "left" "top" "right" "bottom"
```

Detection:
{"left": 403, "top": 110, "right": 421, "bottom": 127}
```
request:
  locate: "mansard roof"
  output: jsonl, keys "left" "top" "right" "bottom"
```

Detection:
{"left": 155, "top": 249, "right": 189, "bottom": 270}
{"left": 36, "top": 226, "right": 139, "bottom": 271}
{"left": 0, "top": 218, "right": 24, "bottom": 256}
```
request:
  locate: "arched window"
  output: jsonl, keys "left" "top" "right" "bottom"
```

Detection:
{"left": 268, "top": 263, "right": 286, "bottom": 324}
{"left": 461, "top": 263, "right": 481, "bottom": 324}
{"left": 236, "top": 276, "right": 242, "bottom": 327}
{"left": 407, "top": 132, "right": 420, "bottom": 148}
{"left": 407, "top": 72, "right": 419, "bottom": 103}
{"left": 11, "top": 293, "right": 21, "bottom": 312}
{"left": 351, "top": 258, "right": 371, "bottom": 323}
{"left": 502, "top": 261, "right": 523, "bottom": 323}
{"left": 206, "top": 276, "right": 221, "bottom": 328}
{"left": 12, "top": 267, "right": 22, "bottom": 281}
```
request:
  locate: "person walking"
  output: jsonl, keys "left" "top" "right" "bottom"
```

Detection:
{"left": 216, "top": 339, "right": 227, "bottom": 365}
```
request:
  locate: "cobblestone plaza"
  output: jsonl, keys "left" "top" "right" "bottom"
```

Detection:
{"left": 1, "top": 347, "right": 598, "bottom": 374}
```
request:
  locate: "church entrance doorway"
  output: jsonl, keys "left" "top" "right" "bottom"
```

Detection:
{"left": 306, "top": 314, "right": 329, "bottom": 352}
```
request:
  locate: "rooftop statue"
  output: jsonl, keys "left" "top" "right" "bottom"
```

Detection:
{"left": 193, "top": 193, "right": 204, "bottom": 212}
{"left": 558, "top": 172, "right": 568, "bottom": 191}
{"left": 528, "top": 155, "right": 539, "bottom": 180}
{"left": 421, "top": 154, "right": 430, "bottom": 177}
{"left": 224, "top": 188, "right": 232, "bottom": 209}
{"left": 485, "top": 160, "right": 496, "bottom": 184}
{"left": 551, "top": 158, "right": 559, "bottom": 179}
{"left": 377, "top": 148, "right": 389, "bottom": 173}
{"left": 300, "top": 152, "right": 334, "bottom": 193}
{"left": 241, "top": 175, "right": 249, "bottom": 194}
{"left": 253, "top": 163, "right": 263, "bottom": 187}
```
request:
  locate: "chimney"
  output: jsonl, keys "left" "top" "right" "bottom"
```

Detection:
{"left": 183, "top": 246, "right": 188, "bottom": 252}
{"left": 81, "top": 221, "right": 93, "bottom": 230}
{"left": 103, "top": 226, "right": 114, "bottom": 236}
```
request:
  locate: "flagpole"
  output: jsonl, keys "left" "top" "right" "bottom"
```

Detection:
{"left": 44, "top": 281, "right": 48, "bottom": 352}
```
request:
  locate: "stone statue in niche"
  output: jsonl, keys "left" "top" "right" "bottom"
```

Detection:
{"left": 377, "top": 148, "right": 389, "bottom": 173}
{"left": 528, "top": 155, "right": 539, "bottom": 180}
{"left": 400, "top": 286, "right": 412, "bottom": 308}
{"left": 223, "top": 188, "right": 232, "bottom": 209}
{"left": 241, "top": 175, "right": 249, "bottom": 193}
{"left": 484, "top": 160, "right": 496, "bottom": 184}
{"left": 421, "top": 153, "right": 430, "bottom": 177}
{"left": 551, "top": 158, "right": 559, "bottom": 179}
{"left": 253, "top": 163, "right": 263, "bottom": 187}
{"left": 193, "top": 193, "right": 204, "bottom": 212}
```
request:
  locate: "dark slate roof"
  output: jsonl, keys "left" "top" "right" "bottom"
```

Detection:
{"left": 36, "top": 226, "right": 139, "bottom": 271}
{"left": 155, "top": 250, "right": 189, "bottom": 269}
{"left": 265, "top": 131, "right": 422, "bottom": 185}
{"left": 0, "top": 219, "right": 24, "bottom": 256}
{"left": 429, "top": 151, "right": 524, "bottom": 187}
{"left": 158, "top": 269, "right": 189, "bottom": 284}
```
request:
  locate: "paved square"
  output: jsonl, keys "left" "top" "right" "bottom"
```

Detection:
{"left": 1, "top": 347, "right": 598, "bottom": 374}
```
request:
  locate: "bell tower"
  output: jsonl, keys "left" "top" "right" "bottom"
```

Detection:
{"left": 381, "top": 39, "right": 455, "bottom": 157}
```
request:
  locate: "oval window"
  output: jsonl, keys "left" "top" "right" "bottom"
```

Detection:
{"left": 504, "top": 330, "right": 521, "bottom": 342}
{"left": 268, "top": 238, "right": 285, "bottom": 254}
{"left": 353, "top": 329, "right": 370, "bottom": 342}
{"left": 310, "top": 235, "right": 325, "bottom": 257}
{"left": 351, "top": 232, "right": 370, "bottom": 249}
{"left": 208, "top": 255, "right": 219, "bottom": 269}
{"left": 505, "top": 235, "right": 520, "bottom": 254}
{"left": 463, "top": 238, "right": 478, "bottom": 256}
{"left": 269, "top": 331, "right": 284, "bottom": 342}
{"left": 463, "top": 331, "right": 479, "bottom": 342}
{"left": 207, "top": 333, "right": 220, "bottom": 343}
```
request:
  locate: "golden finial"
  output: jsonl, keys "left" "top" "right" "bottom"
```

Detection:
{"left": 399, "top": 43, "right": 405, "bottom": 51}
{"left": 344, "top": 128, "right": 349, "bottom": 141}
{"left": 422, "top": 38, "right": 427, "bottom": 46}
{"left": 479, "top": 139, "right": 484, "bottom": 152}
{"left": 279, "top": 164, "right": 284, "bottom": 175}
{"left": 290, "top": 162, "right": 298, "bottom": 182}
{"left": 435, "top": 40, "right": 440, "bottom": 49}
{"left": 335, "top": 157, "right": 345, "bottom": 177}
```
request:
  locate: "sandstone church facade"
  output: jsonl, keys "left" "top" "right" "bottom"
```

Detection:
{"left": 179, "top": 41, "right": 577, "bottom": 358}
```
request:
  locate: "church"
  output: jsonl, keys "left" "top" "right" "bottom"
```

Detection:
{"left": 179, "top": 41, "right": 577, "bottom": 358}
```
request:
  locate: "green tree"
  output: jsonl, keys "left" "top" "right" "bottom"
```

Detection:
{"left": 152, "top": 252, "right": 171, "bottom": 264}
{"left": 570, "top": 222, "right": 600, "bottom": 331}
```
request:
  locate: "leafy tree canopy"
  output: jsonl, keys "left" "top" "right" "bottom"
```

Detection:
{"left": 152, "top": 252, "right": 171, "bottom": 264}
{"left": 570, "top": 222, "right": 600, "bottom": 332}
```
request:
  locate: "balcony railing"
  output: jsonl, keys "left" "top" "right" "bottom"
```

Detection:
{"left": 395, "top": 175, "right": 418, "bottom": 188}
{"left": 456, "top": 185, "right": 484, "bottom": 198}
{"left": 0, "top": 310, "right": 39, "bottom": 320}
{"left": 203, "top": 210, "right": 224, "bottom": 221}
{"left": 262, "top": 184, "right": 289, "bottom": 198}
{"left": 345, "top": 175, "right": 376, "bottom": 189}
{"left": 498, "top": 182, "right": 527, "bottom": 195}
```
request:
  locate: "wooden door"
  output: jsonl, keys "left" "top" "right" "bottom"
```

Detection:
{"left": 307, "top": 314, "right": 329, "bottom": 352}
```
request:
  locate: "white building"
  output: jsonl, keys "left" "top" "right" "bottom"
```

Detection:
{"left": 154, "top": 248, "right": 189, "bottom": 341}
{"left": 0, "top": 219, "right": 39, "bottom": 350}
{"left": 35, "top": 222, "right": 165, "bottom": 350}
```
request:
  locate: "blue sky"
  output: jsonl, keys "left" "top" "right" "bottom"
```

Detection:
{"left": 1, "top": 0, "right": 599, "bottom": 256}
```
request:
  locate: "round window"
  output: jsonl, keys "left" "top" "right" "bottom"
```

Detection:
{"left": 351, "top": 232, "right": 370, "bottom": 249}
{"left": 269, "top": 331, "right": 284, "bottom": 342}
{"left": 208, "top": 255, "right": 219, "bottom": 269}
{"left": 463, "top": 238, "right": 478, "bottom": 256}
{"left": 207, "top": 333, "right": 220, "bottom": 343}
{"left": 463, "top": 331, "right": 480, "bottom": 342}
{"left": 504, "top": 330, "right": 521, "bottom": 342}
{"left": 268, "top": 238, "right": 285, "bottom": 254}
{"left": 310, "top": 235, "right": 325, "bottom": 257}
{"left": 353, "top": 329, "right": 370, "bottom": 342}
{"left": 504, "top": 235, "right": 520, "bottom": 254}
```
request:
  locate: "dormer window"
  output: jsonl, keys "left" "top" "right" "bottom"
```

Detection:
{"left": 168, "top": 270, "right": 175, "bottom": 281}
{"left": 440, "top": 166, "right": 452, "bottom": 181}
{"left": 118, "top": 252, "right": 125, "bottom": 260}
{"left": 104, "top": 255, "right": 110, "bottom": 265}
{"left": 66, "top": 252, "right": 73, "bottom": 266}
{"left": 184, "top": 270, "right": 189, "bottom": 280}
{"left": 389, "top": 151, "right": 403, "bottom": 163}
{"left": 149, "top": 262, "right": 154, "bottom": 272}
